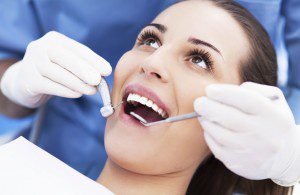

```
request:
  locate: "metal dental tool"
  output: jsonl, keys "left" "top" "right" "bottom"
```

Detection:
{"left": 132, "top": 94, "right": 280, "bottom": 127}
{"left": 140, "top": 112, "right": 200, "bottom": 127}
{"left": 98, "top": 77, "right": 123, "bottom": 117}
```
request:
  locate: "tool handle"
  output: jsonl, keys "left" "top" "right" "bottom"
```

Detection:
{"left": 166, "top": 112, "right": 200, "bottom": 123}
{"left": 98, "top": 78, "right": 111, "bottom": 106}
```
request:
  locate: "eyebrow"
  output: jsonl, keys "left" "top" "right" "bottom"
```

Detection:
{"left": 145, "top": 23, "right": 167, "bottom": 33}
{"left": 144, "top": 23, "right": 222, "bottom": 56}
{"left": 188, "top": 37, "right": 222, "bottom": 56}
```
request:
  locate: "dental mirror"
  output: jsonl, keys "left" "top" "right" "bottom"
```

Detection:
{"left": 130, "top": 111, "right": 200, "bottom": 127}
{"left": 129, "top": 94, "right": 279, "bottom": 127}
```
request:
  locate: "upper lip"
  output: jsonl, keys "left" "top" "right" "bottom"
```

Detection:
{"left": 122, "top": 83, "right": 170, "bottom": 116}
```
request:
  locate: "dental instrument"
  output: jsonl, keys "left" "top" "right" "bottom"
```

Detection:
{"left": 98, "top": 78, "right": 123, "bottom": 117}
{"left": 131, "top": 111, "right": 199, "bottom": 126}
{"left": 132, "top": 111, "right": 200, "bottom": 127}
{"left": 131, "top": 94, "right": 280, "bottom": 127}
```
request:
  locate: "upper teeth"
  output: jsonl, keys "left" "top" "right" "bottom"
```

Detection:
{"left": 127, "top": 93, "right": 167, "bottom": 118}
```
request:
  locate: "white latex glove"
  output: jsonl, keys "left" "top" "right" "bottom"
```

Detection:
{"left": 0, "top": 31, "right": 112, "bottom": 108}
{"left": 194, "top": 82, "right": 300, "bottom": 186}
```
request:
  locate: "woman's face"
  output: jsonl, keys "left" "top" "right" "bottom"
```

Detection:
{"left": 104, "top": 1, "right": 249, "bottom": 175}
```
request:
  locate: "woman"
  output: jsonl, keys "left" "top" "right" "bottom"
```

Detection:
{"left": 97, "top": 0, "right": 292, "bottom": 194}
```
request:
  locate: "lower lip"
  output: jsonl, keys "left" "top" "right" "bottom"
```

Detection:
{"left": 119, "top": 103, "right": 147, "bottom": 127}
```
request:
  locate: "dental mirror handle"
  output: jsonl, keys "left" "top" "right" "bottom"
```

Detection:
{"left": 143, "top": 112, "right": 200, "bottom": 126}
{"left": 165, "top": 112, "right": 199, "bottom": 123}
{"left": 98, "top": 77, "right": 114, "bottom": 117}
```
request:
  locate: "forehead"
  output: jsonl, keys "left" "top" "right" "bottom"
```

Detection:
{"left": 152, "top": 0, "right": 249, "bottom": 73}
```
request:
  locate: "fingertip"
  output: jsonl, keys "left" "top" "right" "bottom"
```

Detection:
{"left": 97, "top": 57, "right": 112, "bottom": 76}
{"left": 102, "top": 64, "right": 112, "bottom": 76}
{"left": 193, "top": 97, "right": 201, "bottom": 108}
{"left": 193, "top": 97, "right": 207, "bottom": 113}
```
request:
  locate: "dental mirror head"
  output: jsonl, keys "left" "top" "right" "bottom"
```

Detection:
{"left": 130, "top": 111, "right": 201, "bottom": 127}
{"left": 130, "top": 112, "right": 148, "bottom": 124}
{"left": 130, "top": 111, "right": 167, "bottom": 127}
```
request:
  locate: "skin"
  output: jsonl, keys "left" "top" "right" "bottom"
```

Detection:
{"left": 98, "top": 1, "right": 249, "bottom": 194}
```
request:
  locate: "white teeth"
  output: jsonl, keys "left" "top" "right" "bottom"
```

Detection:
{"left": 151, "top": 103, "right": 159, "bottom": 112}
{"left": 146, "top": 100, "right": 153, "bottom": 107}
{"left": 134, "top": 94, "right": 141, "bottom": 101}
{"left": 126, "top": 93, "right": 167, "bottom": 118}
{"left": 162, "top": 111, "right": 166, "bottom": 118}
{"left": 157, "top": 108, "right": 163, "bottom": 116}
{"left": 139, "top": 97, "right": 148, "bottom": 105}
{"left": 127, "top": 94, "right": 133, "bottom": 102}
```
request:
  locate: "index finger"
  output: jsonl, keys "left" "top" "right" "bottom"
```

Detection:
{"left": 44, "top": 31, "right": 112, "bottom": 76}
{"left": 205, "top": 84, "right": 270, "bottom": 114}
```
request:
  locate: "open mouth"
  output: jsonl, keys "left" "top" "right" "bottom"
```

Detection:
{"left": 122, "top": 87, "right": 169, "bottom": 124}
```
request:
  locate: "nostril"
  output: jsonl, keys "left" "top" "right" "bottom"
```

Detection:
{"left": 152, "top": 72, "right": 161, "bottom": 79}
{"left": 140, "top": 65, "right": 163, "bottom": 79}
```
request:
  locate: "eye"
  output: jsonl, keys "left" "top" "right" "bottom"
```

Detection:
{"left": 137, "top": 30, "right": 161, "bottom": 49}
{"left": 143, "top": 38, "right": 159, "bottom": 49}
{"left": 190, "top": 56, "right": 209, "bottom": 70}
{"left": 187, "top": 49, "right": 213, "bottom": 72}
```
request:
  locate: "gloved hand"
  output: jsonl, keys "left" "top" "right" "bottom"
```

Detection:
{"left": 0, "top": 31, "right": 112, "bottom": 108}
{"left": 194, "top": 82, "right": 300, "bottom": 186}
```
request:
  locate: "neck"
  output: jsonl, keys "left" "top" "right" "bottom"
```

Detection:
{"left": 97, "top": 158, "right": 196, "bottom": 195}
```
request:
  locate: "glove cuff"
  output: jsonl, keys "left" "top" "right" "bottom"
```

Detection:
{"left": 271, "top": 125, "right": 300, "bottom": 186}
{"left": 0, "top": 62, "right": 46, "bottom": 108}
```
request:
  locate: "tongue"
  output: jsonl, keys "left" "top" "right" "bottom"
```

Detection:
{"left": 132, "top": 105, "right": 163, "bottom": 123}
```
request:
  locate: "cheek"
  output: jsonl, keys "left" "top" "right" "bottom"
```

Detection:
{"left": 113, "top": 51, "right": 137, "bottom": 88}
{"left": 162, "top": 119, "right": 211, "bottom": 172}
{"left": 111, "top": 50, "right": 143, "bottom": 104}
{"left": 162, "top": 76, "right": 213, "bottom": 170}
{"left": 174, "top": 72, "right": 214, "bottom": 114}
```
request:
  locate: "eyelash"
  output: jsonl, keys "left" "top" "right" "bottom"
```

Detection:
{"left": 186, "top": 49, "right": 214, "bottom": 72}
{"left": 136, "top": 30, "right": 214, "bottom": 72}
{"left": 137, "top": 30, "right": 161, "bottom": 47}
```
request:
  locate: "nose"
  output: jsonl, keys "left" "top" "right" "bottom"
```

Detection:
{"left": 139, "top": 49, "right": 171, "bottom": 83}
